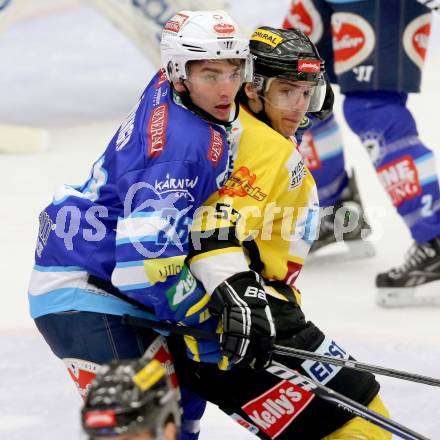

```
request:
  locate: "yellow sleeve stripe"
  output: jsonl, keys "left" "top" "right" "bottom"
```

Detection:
{"left": 183, "top": 335, "right": 200, "bottom": 362}
{"left": 189, "top": 247, "right": 243, "bottom": 265}
{"left": 185, "top": 293, "right": 211, "bottom": 318}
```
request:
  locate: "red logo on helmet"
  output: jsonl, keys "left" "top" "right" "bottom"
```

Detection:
{"left": 164, "top": 13, "right": 190, "bottom": 33}
{"left": 331, "top": 12, "right": 375, "bottom": 74}
{"left": 84, "top": 410, "right": 116, "bottom": 428}
{"left": 298, "top": 59, "right": 320, "bottom": 73}
{"left": 282, "top": 0, "right": 323, "bottom": 43}
{"left": 403, "top": 13, "right": 431, "bottom": 69}
{"left": 213, "top": 23, "right": 235, "bottom": 34}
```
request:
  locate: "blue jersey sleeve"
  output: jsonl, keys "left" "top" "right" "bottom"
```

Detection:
{"left": 111, "top": 160, "right": 217, "bottom": 322}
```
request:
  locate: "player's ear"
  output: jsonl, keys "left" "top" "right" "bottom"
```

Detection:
{"left": 173, "top": 81, "right": 186, "bottom": 93}
{"left": 244, "top": 83, "right": 263, "bottom": 113}
{"left": 244, "top": 83, "right": 258, "bottom": 100}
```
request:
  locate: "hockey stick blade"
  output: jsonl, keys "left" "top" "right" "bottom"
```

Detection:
{"left": 269, "top": 361, "right": 430, "bottom": 440}
{"left": 274, "top": 344, "right": 440, "bottom": 387}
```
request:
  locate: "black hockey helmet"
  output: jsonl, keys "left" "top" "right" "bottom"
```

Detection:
{"left": 81, "top": 357, "right": 181, "bottom": 439}
{"left": 249, "top": 27, "right": 333, "bottom": 118}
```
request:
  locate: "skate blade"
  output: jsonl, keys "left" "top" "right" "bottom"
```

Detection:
{"left": 307, "top": 240, "right": 376, "bottom": 265}
{"left": 376, "top": 282, "right": 440, "bottom": 307}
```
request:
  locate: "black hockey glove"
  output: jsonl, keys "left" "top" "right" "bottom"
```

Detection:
{"left": 208, "top": 271, "right": 275, "bottom": 370}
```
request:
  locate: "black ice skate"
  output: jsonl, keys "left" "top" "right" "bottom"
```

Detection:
{"left": 308, "top": 171, "right": 376, "bottom": 264}
{"left": 376, "top": 237, "right": 440, "bottom": 307}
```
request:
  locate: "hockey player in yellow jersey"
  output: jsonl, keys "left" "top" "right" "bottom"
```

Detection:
{"left": 166, "top": 27, "right": 391, "bottom": 439}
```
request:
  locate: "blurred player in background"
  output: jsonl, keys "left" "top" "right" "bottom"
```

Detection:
{"left": 283, "top": 0, "right": 440, "bottom": 307}
{"left": 82, "top": 348, "right": 180, "bottom": 440}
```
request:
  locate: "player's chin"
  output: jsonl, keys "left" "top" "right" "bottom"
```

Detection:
{"left": 281, "top": 119, "right": 300, "bottom": 137}
{"left": 212, "top": 106, "right": 232, "bottom": 121}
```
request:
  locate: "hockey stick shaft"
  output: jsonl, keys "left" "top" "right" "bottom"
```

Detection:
{"left": 124, "top": 316, "right": 440, "bottom": 387}
{"left": 273, "top": 344, "right": 440, "bottom": 387}
{"left": 122, "top": 315, "right": 218, "bottom": 340}
{"left": 269, "top": 361, "right": 430, "bottom": 440}
{"left": 124, "top": 315, "right": 429, "bottom": 440}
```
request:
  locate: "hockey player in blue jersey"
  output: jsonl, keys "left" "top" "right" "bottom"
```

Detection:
{"left": 283, "top": 0, "right": 440, "bottom": 307}
{"left": 28, "top": 10, "right": 256, "bottom": 439}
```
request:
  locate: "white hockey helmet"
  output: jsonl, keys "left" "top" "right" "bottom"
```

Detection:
{"left": 160, "top": 10, "right": 252, "bottom": 84}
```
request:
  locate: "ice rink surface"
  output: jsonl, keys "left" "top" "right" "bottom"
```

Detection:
{"left": 1, "top": 1, "right": 439, "bottom": 438}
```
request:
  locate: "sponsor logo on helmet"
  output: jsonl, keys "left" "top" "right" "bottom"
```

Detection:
{"left": 84, "top": 410, "right": 116, "bottom": 428}
{"left": 148, "top": 104, "right": 168, "bottom": 158}
{"left": 208, "top": 126, "right": 224, "bottom": 166}
{"left": 378, "top": 156, "right": 422, "bottom": 207}
{"left": 403, "top": 13, "right": 431, "bottom": 70}
{"left": 213, "top": 23, "right": 235, "bottom": 35}
{"left": 251, "top": 29, "right": 284, "bottom": 48}
{"left": 298, "top": 59, "right": 320, "bottom": 73}
{"left": 331, "top": 12, "right": 375, "bottom": 74}
{"left": 219, "top": 166, "right": 267, "bottom": 201}
{"left": 164, "top": 12, "right": 190, "bottom": 33}
{"left": 282, "top": 0, "right": 323, "bottom": 43}
{"left": 242, "top": 380, "right": 314, "bottom": 438}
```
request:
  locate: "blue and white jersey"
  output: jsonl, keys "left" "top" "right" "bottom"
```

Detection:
{"left": 29, "top": 70, "right": 230, "bottom": 321}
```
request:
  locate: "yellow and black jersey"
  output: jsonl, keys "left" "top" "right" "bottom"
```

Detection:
{"left": 188, "top": 106, "right": 319, "bottom": 305}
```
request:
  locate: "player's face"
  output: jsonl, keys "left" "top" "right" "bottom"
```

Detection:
{"left": 175, "top": 60, "right": 242, "bottom": 121}
{"left": 96, "top": 430, "right": 154, "bottom": 440}
{"left": 94, "top": 422, "right": 177, "bottom": 440}
{"left": 263, "top": 79, "right": 313, "bottom": 137}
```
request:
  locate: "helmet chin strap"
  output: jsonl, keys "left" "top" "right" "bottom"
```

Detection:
{"left": 176, "top": 81, "right": 240, "bottom": 128}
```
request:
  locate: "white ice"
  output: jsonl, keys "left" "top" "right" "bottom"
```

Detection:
{"left": 0, "top": 1, "right": 439, "bottom": 438}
